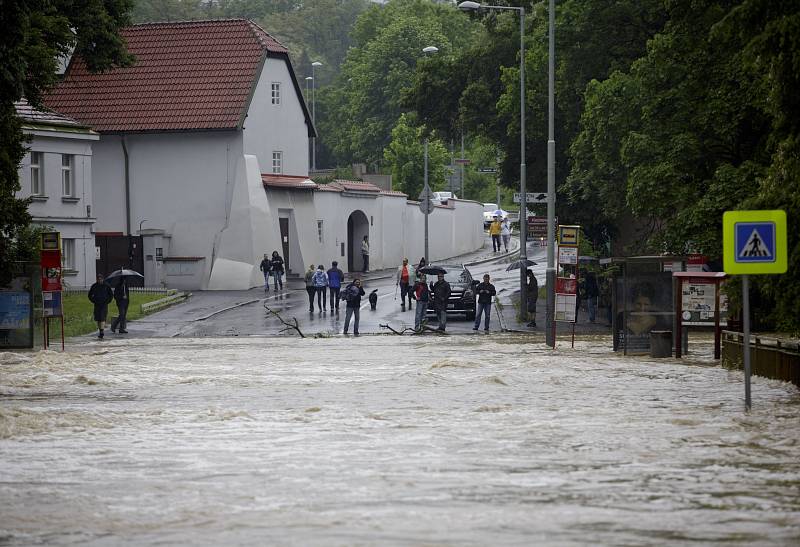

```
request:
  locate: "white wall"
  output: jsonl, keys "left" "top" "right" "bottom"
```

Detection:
{"left": 92, "top": 131, "right": 243, "bottom": 288}
{"left": 243, "top": 56, "right": 309, "bottom": 177}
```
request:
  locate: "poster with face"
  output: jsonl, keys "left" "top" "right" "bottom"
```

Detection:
{"left": 614, "top": 272, "right": 675, "bottom": 353}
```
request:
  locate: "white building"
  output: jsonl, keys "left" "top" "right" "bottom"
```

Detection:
{"left": 15, "top": 101, "right": 98, "bottom": 288}
{"left": 46, "top": 19, "right": 483, "bottom": 290}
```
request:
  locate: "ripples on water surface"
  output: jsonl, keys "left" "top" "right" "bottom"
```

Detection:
{"left": 1, "top": 336, "right": 799, "bottom": 545}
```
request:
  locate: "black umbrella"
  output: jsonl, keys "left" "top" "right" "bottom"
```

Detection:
{"left": 505, "top": 259, "right": 537, "bottom": 271}
{"left": 105, "top": 269, "right": 144, "bottom": 287}
{"left": 418, "top": 265, "right": 447, "bottom": 275}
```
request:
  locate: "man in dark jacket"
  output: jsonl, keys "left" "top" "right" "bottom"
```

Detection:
{"left": 430, "top": 272, "right": 451, "bottom": 332}
{"left": 473, "top": 273, "right": 497, "bottom": 331}
{"left": 584, "top": 271, "right": 599, "bottom": 323}
{"left": 259, "top": 253, "right": 271, "bottom": 292}
{"left": 327, "top": 261, "right": 344, "bottom": 311}
{"left": 88, "top": 274, "right": 114, "bottom": 339}
{"left": 110, "top": 279, "right": 130, "bottom": 334}
{"left": 526, "top": 270, "right": 538, "bottom": 327}
{"left": 270, "top": 251, "right": 284, "bottom": 290}
{"left": 342, "top": 278, "right": 365, "bottom": 335}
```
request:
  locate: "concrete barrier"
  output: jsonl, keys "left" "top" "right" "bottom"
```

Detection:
{"left": 650, "top": 330, "right": 672, "bottom": 358}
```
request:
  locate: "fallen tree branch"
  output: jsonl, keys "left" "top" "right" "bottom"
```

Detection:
{"left": 379, "top": 322, "right": 446, "bottom": 335}
{"left": 264, "top": 303, "right": 305, "bottom": 338}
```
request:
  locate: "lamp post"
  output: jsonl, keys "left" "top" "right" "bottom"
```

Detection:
{"left": 458, "top": 1, "right": 528, "bottom": 321}
{"left": 311, "top": 61, "right": 322, "bottom": 172}
{"left": 305, "top": 76, "right": 313, "bottom": 169}
{"left": 545, "top": 0, "right": 556, "bottom": 347}
{"left": 421, "top": 46, "right": 439, "bottom": 262}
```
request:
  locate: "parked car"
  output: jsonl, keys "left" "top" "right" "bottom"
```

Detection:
{"left": 426, "top": 263, "right": 478, "bottom": 321}
{"left": 432, "top": 191, "right": 456, "bottom": 204}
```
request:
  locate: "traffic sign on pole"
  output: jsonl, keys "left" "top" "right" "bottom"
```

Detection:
{"left": 514, "top": 192, "right": 547, "bottom": 204}
{"left": 722, "top": 209, "right": 787, "bottom": 411}
{"left": 723, "top": 210, "right": 787, "bottom": 274}
{"left": 418, "top": 185, "right": 434, "bottom": 215}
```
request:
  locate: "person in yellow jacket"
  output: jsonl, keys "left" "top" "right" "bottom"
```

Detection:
{"left": 489, "top": 216, "right": 502, "bottom": 252}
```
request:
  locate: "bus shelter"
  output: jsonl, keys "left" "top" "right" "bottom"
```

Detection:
{"left": 601, "top": 256, "right": 686, "bottom": 355}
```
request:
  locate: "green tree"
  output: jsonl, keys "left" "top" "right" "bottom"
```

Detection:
{"left": 383, "top": 114, "right": 449, "bottom": 199}
{"left": 318, "top": 0, "right": 477, "bottom": 168}
{"left": 0, "top": 0, "right": 133, "bottom": 286}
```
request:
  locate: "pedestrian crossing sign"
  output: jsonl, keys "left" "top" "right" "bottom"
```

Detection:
{"left": 723, "top": 210, "right": 787, "bottom": 274}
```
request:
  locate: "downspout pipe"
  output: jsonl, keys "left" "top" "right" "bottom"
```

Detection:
{"left": 121, "top": 136, "right": 131, "bottom": 236}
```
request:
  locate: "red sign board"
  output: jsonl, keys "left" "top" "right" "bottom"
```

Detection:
{"left": 556, "top": 277, "right": 577, "bottom": 294}
{"left": 40, "top": 249, "right": 62, "bottom": 292}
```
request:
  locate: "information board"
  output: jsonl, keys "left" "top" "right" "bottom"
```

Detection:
{"left": 681, "top": 282, "right": 728, "bottom": 326}
{"left": 555, "top": 293, "right": 576, "bottom": 322}
{"left": 0, "top": 291, "right": 33, "bottom": 348}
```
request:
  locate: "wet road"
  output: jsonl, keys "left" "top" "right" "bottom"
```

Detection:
{"left": 129, "top": 241, "right": 546, "bottom": 339}
{"left": 1, "top": 336, "right": 799, "bottom": 545}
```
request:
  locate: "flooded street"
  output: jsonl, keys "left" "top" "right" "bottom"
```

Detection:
{"left": 2, "top": 336, "right": 799, "bottom": 545}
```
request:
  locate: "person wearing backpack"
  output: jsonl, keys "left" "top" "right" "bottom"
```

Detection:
{"left": 342, "top": 278, "right": 365, "bottom": 335}
{"left": 327, "top": 261, "right": 344, "bottom": 312}
{"left": 312, "top": 265, "right": 329, "bottom": 311}
{"left": 304, "top": 264, "right": 316, "bottom": 312}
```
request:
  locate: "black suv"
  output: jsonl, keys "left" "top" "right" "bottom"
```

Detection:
{"left": 426, "top": 263, "right": 478, "bottom": 321}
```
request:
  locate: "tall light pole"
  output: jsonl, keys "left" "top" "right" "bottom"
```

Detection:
{"left": 421, "top": 46, "right": 439, "bottom": 262}
{"left": 305, "top": 76, "right": 313, "bottom": 169}
{"left": 458, "top": 1, "right": 528, "bottom": 321}
{"left": 311, "top": 61, "right": 322, "bottom": 172}
{"left": 545, "top": 0, "right": 556, "bottom": 347}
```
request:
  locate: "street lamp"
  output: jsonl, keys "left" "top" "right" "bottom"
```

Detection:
{"left": 458, "top": 1, "right": 529, "bottom": 322}
{"left": 311, "top": 61, "right": 323, "bottom": 172}
{"left": 421, "top": 46, "right": 439, "bottom": 262}
{"left": 305, "top": 76, "right": 313, "bottom": 169}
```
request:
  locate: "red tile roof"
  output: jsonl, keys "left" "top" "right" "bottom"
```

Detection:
{"left": 45, "top": 19, "right": 305, "bottom": 133}
{"left": 329, "top": 179, "right": 382, "bottom": 193}
{"left": 262, "top": 174, "right": 317, "bottom": 190}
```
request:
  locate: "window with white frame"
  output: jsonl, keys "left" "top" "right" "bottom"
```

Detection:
{"left": 272, "top": 151, "right": 282, "bottom": 174}
{"left": 317, "top": 220, "right": 324, "bottom": 243}
{"left": 271, "top": 82, "right": 281, "bottom": 105}
{"left": 61, "top": 238, "right": 75, "bottom": 270}
{"left": 30, "top": 151, "right": 44, "bottom": 195}
{"left": 61, "top": 154, "right": 74, "bottom": 197}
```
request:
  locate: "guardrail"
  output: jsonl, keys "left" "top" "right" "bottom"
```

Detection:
{"left": 721, "top": 331, "right": 800, "bottom": 388}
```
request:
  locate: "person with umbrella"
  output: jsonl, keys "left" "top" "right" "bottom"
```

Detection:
{"left": 489, "top": 216, "right": 502, "bottom": 252}
{"left": 412, "top": 274, "right": 430, "bottom": 330}
{"left": 342, "top": 278, "right": 366, "bottom": 335}
{"left": 526, "top": 270, "right": 539, "bottom": 327}
{"left": 104, "top": 269, "right": 144, "bottom": 335}
{"left": 110, "top": 278, "right": 130, "bottom": 334}
{"left": 88, "top": 274, "right": 114, "bottom": 339}
{"left": 500, "top": 217, "right": 512, "bottom": 252}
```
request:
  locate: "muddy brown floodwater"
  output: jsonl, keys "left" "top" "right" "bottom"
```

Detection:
{"left": 1, "top": 335, "right": 799, "bottom": 545}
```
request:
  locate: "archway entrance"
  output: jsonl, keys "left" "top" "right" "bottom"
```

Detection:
{"left": 347, "top": 210, "right": 369, "bottom": 273}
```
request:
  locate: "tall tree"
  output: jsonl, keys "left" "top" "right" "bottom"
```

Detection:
{"left": 383, "top": 114, "right": 449, "bottom": 199}
{"left": 0, "top": 0, "right": 133, "bottom": 285}
{"left": 318, "top": 0, "right": 477, "bottom": 168}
